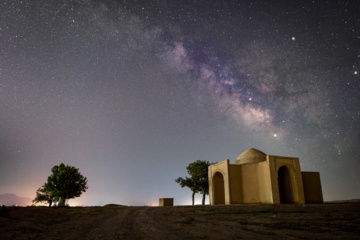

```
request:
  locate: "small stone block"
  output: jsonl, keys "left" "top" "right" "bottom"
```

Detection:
{"left": 159, "top": 198, "right": 173, "bottom": 206}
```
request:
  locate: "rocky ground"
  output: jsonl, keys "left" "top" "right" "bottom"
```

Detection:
{"left": 1, "top": 203, "right": 359, "bottom": 239}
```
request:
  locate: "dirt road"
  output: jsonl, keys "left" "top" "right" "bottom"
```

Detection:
{"left": 1, "top": 203, "right": 359, "bottom": 239}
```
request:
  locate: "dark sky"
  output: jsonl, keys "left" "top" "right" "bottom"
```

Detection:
{"left": 1, "top": 0, "right": 359, "bottom": 206}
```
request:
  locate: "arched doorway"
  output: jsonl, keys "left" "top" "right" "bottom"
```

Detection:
{"left": 278, "top": 166, "right": 295, "bottom": 203}
{"left": 213, "top": 172, "right": 225, "bottom": 204}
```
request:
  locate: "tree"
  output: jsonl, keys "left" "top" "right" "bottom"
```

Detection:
{"left": 175, "top": 160, "right": 214, "bottom": 205}
{"left": 32, "top": 184, "right": 58, "bottom": 207}
{"left": 175, "top": 177, "right": 200, "bottom": 206}
{"left": 44, "top": 163, "right": 88, "bottom": 207}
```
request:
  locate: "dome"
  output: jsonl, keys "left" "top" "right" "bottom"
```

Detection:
{"left": 234, "top": 148, "right": 267, "bottom": 165}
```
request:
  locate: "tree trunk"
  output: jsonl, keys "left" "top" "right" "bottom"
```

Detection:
{"left": 192, "top": 191, "right": 195, "bottom": 206}
{"left": 48, "top": 200, "right": 52, "bottom": 208}
{"left": 202, "top": 189, "right": 206, "bottom": 205}
{"left": 59, "top": 197, "right": 66, "bottom": 207}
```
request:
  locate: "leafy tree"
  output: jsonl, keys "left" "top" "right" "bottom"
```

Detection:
{"left": 44, "top": 163, "right": 88, "bottom": 207}
{"left": 32, "top": 184, "right": 58, "bottom": 207}
{"left": 176, "top": 160, "right": 214, "bottom": 205}
{"left": 175, "top": 177, "right": 200, "bottom": 206}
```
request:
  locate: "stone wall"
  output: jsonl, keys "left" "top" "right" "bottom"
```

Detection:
{"left": 302, "top": 172, "right": 324, "bottom": 203}
{"left": 159, "top": 198, "right": 173, "bottom": 206}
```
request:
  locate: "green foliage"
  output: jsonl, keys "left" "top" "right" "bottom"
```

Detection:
{"left": 32, "top": 185, "right": 58, "bottom": 207}
{"left": 175, "top": 177, "right": 200, "bottom": 192}
{"left": 175, "top": 160, "right": 214, "bottom": 205}
{"left": 186, "top": 160, "right": 212, "bottom": 195}
{"left": 44, "top": 163, "right": 88, "bottom": 207}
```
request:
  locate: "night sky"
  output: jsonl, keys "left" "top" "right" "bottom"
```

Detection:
{"left": 1, "top": 0, "right": 359, "bottom": 206}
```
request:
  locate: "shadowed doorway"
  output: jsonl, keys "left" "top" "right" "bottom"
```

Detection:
{"left": 278, "top": 166, "right": 295, "bottom": 203}
{"left": 213, "top": 172, "right": 225, "bottom": 204}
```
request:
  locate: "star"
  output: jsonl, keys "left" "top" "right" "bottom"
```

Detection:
{"left": 291, "top": 36, "right": 295, "bottom": 41}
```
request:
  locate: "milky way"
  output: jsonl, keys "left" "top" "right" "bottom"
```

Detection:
{"left": 1, "top": 0, "right": 359, "bottom": 205}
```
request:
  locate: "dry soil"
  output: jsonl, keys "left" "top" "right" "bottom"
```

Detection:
{"left": 1, "top": 203, "right": 359, "bottom": 239}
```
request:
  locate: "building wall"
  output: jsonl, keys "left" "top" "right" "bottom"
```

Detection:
{"left": 159, "top": 198, "right": 173, "bottom": 206}
{"left": 257, "top": 161, "right": 273, "bottom": 203}
{"left": 302, "top": 172, "right": 323, "bottom": 203}
{"left": 270, "top": 156, "right": 305, "bottom": 204}
{"left": 267, "top": 155, "right": 280, "bottom": 204}
{"left": 239, "top": 163, "right": 259, "bottom": 203}
{"left": 240, "top": 161, "right": 273, "bottom": 203}
{"left": 208, "top": 154, "right": 319, "bottom": 205}
{"left": 228, "top": 165, "right": 243, "bottom": 203}
{"left": 208, "top": 160, "right": 231, "bottom": 205}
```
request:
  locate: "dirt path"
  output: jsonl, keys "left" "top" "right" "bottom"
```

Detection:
{"left": 1, "top": 203, "right": 359, "bottom": 239}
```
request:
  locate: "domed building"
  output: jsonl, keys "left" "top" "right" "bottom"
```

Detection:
{"left": 208, "top": 148, "right": 323, "bottom": 204}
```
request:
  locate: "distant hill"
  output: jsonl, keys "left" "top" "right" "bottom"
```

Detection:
{"left": 0, "top": 193, "right": 32, "bottom": 206}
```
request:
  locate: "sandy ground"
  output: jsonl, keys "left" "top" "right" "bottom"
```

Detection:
{"left": 1, "top": 203, "right": 359, "bottom": 239}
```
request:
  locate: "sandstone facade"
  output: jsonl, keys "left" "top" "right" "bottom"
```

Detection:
{"left": 208, "top": 148, "right": 323, "bottom": 205}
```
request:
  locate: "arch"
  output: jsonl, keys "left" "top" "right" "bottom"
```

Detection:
{"left": 278, "top": 165, "right": 296, "bottom": 203}
{"left": 213, "top": 172, "right": 225, "bottom": 204}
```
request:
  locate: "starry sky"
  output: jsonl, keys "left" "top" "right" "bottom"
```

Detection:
{"left": 1, "top": 0, "right": 359, "bottom": 206}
